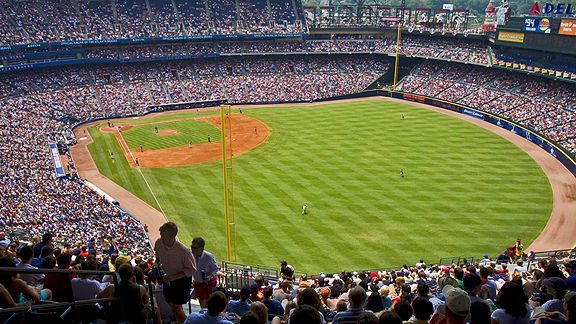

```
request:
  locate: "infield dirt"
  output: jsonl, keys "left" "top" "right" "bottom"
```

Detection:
{"left": 99, "top": 114, "right": 269, "bottom": 168}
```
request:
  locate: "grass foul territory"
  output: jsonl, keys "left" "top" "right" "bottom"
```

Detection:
{"left": 87, "top": 99, "right": 552, "bottom": 273}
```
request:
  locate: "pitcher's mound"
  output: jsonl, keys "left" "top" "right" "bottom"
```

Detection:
{"left": 158, "top": 129, "right": 177, "bottom": 136}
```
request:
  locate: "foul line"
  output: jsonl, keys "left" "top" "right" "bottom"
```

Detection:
{"left": 114, "top": 128, "right": 168, "bottom": 218}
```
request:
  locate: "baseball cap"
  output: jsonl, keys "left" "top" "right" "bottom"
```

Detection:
{"left": 542, "top": 277, "right": 566, "bottom": 291}
{"left": 442, "top": 286, "right": 471, "bottom": 317}
{"left": 438, "top": 276, "right": 458, "bottom": 290}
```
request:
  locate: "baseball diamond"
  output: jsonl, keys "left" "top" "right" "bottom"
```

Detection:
{"left": 77, "top": 98, "right": 556, "bottom": 273}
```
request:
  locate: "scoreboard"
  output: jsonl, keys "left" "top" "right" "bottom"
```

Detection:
{"left": 496, "top": 17, "right": 576, "bottom": 55}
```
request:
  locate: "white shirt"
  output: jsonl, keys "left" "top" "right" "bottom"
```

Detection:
{"left": 17, "top": 263, "right": 44, "bottom": 286}
{"left": 193, "top": 251, "right": 218, "bottom": 283}
{"left": 71, "top": 278, "right": 108, "bottom": 300}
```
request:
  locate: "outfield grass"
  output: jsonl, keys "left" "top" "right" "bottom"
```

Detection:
{"left": 121, "top": 119, "right": 222, "bottom": 150}
{"left": 87, "top": 99, "right": 552, "bottom": 273}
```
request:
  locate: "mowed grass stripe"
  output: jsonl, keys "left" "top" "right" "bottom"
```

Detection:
{"left": 87, "top": 99, "right": 552, "bottom": 273}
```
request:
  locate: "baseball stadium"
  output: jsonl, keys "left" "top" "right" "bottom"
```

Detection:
{"left": 0, "top": 0, "right": 575, "bottom": 322}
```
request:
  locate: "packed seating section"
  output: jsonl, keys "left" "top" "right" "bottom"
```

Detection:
{"left": 0, "top": 0, "right": 306, "bottom": 46}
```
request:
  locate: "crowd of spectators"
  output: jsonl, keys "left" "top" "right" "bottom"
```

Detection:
{"left": 3, "top": 219, "right": 575, "bottom": 324}
{"left": 0, "top": 0, "right": 306, "bottom": 46}
{"left": 0, "top": 237, "right": 165, "bottom": 321}
{"left": 182, "top": 254, "right": 576, "bottom": 324}
{"left": 0, "top": 94, "right": 152, "bottom": 258}
{"left": 398, "top": 61, "right": 576, "bottom": 155}
{"left": 77, "top": 37, "right": 489, "bottom": 66}
{"left": 0, "top": 56, "right": 389, "bottom": 106}
{"left": 492, "top": 45, "right": 576, "bottom": 81}
{"left": 0, "top": 56, "right": 388, "bottom": 264}
{"left": 1, "top": 216, "right": 575, "bottom": 324}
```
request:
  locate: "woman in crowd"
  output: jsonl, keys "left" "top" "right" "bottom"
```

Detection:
{"left": 0, "top": 257, "right": 52, "bottom": 308}
{"left": 491, "top": 281, "right": 531, "bottom": 324}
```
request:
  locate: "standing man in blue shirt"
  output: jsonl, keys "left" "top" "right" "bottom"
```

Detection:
{"left": 191, "top": 237, "right": 219, "bottom": 308}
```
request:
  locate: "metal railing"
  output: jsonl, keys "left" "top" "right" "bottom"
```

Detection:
{"left": 438, "top": 256, "right": 477, "bottom": 266}
{"left": 220, "top": 261, "right": 280, "bottom": 291}
{"left": 0, "top": 267, "right": 121, "bottom": 323}
{"left": 527, "top": 248, "right": 576, "bottom": 268}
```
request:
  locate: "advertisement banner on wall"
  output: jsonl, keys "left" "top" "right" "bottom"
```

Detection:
{"left": 462, "top": 108, "right": 485, "bottom": 120}
{"left": 498, "top": 31, "right": 525, "bottom": 43}
{"left": 524, "top": 17, "right": 552, "bottom": 33}
{"left": 559, "top": 19, "right": 576, "bottom": 36}
{"left": 49, "top": 143, "right": 66, "bottom": 178}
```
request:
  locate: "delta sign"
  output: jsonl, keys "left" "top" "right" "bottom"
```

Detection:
{"left": 531, "top": 2, "right": 576, "bottom": 15}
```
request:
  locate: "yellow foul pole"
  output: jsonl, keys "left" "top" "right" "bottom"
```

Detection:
{"left": 220, "top": 105, "right": 232, "bottom": 261}
{"left": 227, "top": 106, "right": 237, "bottom": 261}
{"left": 393, "top": 17, "right": 402, "bottom": 89}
